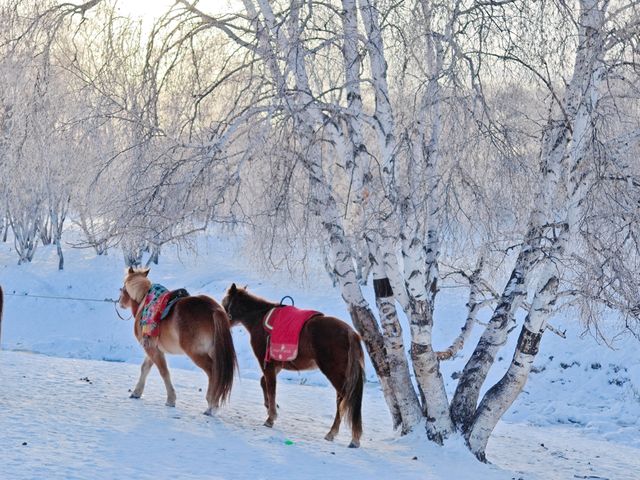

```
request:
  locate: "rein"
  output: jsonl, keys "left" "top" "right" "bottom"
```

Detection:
{"left": 113, "top": 302, "right": 132, "bottom": 321}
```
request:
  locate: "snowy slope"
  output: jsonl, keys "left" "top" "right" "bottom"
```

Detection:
{"left": 1, "top": 228, "right": 639, "bottom": 478}
{"left": 2, "top": 351, "right": 639, "bottom": 480}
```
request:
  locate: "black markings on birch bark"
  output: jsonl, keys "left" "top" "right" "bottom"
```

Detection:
{"left": 373, "top": 277, "right": 393, "bottom": 298}
{"left": 516, "top": 327, "right": 543, "bottom": 356}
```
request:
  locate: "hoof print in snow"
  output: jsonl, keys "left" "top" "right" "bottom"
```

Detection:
{"left": 608, "top": 377, "right": 629, "bottom": 387}
{"left": 560, "top": 361, "right": 580, "bottom": 369}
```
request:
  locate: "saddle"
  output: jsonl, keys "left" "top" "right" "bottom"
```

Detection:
{"left": 139, "top": 284, "right": 190, "bottom": 338}
{"left": 263, "top": 305, "right": 321, "bottom": 363}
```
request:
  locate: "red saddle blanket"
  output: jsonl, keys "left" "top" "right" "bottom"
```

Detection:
{"left": 264, "top": 306, "right": 321, "bottom": 362}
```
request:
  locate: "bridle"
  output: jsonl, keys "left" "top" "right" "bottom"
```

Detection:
{"left": 114, "top": 286, "right": 132, "bottom": 321}
{"left": 224, "top": 294, "right": 236, "bottom": 322}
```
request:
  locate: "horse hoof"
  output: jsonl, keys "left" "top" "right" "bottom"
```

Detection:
{"left": 324, "top": 433, "right": 335, "bottom": 442}
{"left": 263, "top": 420, "right": 274, "bottom": 428}
{"left": 348, "top": 441, "right": 360, "bottom": 448}
{"left": 130, "top": 393, "right": 141, "bottom": 399}
{"left": 203, "top": 408, "right": 216, "bottom": 416}
{"left": 166, "top": 401, "right": 176, "bottom": 407}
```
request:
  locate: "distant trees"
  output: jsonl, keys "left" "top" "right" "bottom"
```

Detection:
{"left": 2, "top": 0, "right": 639, "bottom": 461}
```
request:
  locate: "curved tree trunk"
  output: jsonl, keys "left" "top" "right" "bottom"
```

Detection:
{"left": 466, "top": 274, "right": 558, "bottom": 460}
{"left": 450, "top": 239, "right": 538, "bottom": 431}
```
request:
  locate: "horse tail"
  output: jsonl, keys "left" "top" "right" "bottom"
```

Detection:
{"left": 211, "top": 307, "right": 237, "bottom": 407}
{"left": 340, "top": 329, "right": 364, "bottom": 444}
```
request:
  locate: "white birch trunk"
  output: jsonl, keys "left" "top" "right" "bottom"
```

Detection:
{"left": 450, "top": 0, "right": 606, "bottom": 433}
{"left": 9, "top": 202, "right": 41, "bottom": 264}
{"left": 338, "top": 0, "right": 422, "bottom": 431}
{"left": 247, "top": 0, "right": 404, "bottom": 426}
{"left": 369, "top": 243, "right": 423, "bottom": 432}
{"left": 460, "top": 0, "right": 606, "bottom": 456}
{"left": 340, "top": 0, "right": 370, "bottom": 202}
{"left": 359, "top": 0, "right": 454, "bottom": 441}
{"left": 406, "top": 0, "right": 456, "bottom": 440}
{"left": 466, "top": 273, "right": 559, "bottom": 461}
{"left": 358, "top": 0, "right": 398, "bottom": 189}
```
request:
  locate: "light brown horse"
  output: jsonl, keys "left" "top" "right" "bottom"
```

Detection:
{"left": 221, "top": 283, "right": 365, "bottom": 448}
{"left": 119, "top": 267, "right": 237, "bottom": 414}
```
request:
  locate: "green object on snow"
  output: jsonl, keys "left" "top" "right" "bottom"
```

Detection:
{"left": 284, "top": 439, "right": 294, "bottom": 445}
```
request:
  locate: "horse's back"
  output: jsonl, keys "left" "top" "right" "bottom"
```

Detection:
{"left": 162, "top": 295, "right": 226, "bottom": 355}
{"left": 297, "top": 315, "right": 360, "bottom": 366}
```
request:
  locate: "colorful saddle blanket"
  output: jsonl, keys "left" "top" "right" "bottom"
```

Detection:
{"left": 140, "top": 284, "right": 190, "bottom": 337}
{"left": 263, "top": 306, "right": 321, "bottom": 362}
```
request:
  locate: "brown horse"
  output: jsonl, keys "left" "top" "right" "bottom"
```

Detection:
{"left": 221, "top": 283, "right": 364, "bottom": 448}
{"left": 119, "top": 267, "right": 237, "bottom": 414}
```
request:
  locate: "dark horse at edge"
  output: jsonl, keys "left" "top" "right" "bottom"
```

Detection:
{"left": 221, "top": 283, "right": 365, "bottom": 448}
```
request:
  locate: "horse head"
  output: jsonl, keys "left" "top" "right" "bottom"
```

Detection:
{"left": 221, "top": 283, "right": 240, "bottom": 325}
{"left": 222, "top": 283, "right": 263, "bottom": 325}
{"left": 120, "top": 266, "right": 151, "bottom": 306}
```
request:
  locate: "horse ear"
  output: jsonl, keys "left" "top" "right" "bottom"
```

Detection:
{"left": 141, "top": 267, "right": 150, "bottom": 277}
{"left": 229, "top": 283, "right": 237, "bottom": 294}
{"left": 127, "top": 266, "right": 134, "bottom": 274}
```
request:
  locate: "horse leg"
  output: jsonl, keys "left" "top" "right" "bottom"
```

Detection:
{"left": 317, "top": 352, "right": 362, "bottom": 447}
{"left": 260, "top": 376, "right": 269, "bottom": 410}
{"left": 130, "top": 356, "right": 154, "bottom": 399}
{"left": 146, "top": 347, "right": 177, "bottom": 407}
{"left": 187, "top": 353, "right": 216, "bottom": 415}
{"left": 262, "top": 364, "right": 279, "bottom": 427}
{"left": 324, "top": 393, "right": 343, "bottom": 441}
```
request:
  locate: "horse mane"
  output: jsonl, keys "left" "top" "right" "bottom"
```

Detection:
{"left": 125, "top": 268, "right": 152, "bottom": 303}
{"left": 234, "top": 286, "right": 277, "bottom": 310}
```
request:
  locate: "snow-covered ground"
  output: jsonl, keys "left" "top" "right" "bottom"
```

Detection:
{"left": 3, "top": 351, "right": 639, "bottom": 480}
{"left": 1, "top": 230, "right": 639, "bottom": 479}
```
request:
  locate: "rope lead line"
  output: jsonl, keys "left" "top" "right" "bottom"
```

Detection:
{"left": 5, "top": 291, "right": 132, "bottom": 321}
{"left": 4, "top": 292, "right": 119, "bottom": 303}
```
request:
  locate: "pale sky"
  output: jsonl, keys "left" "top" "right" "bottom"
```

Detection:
{"left": 116, "top": 0, "right": 239, "bottom": 20}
